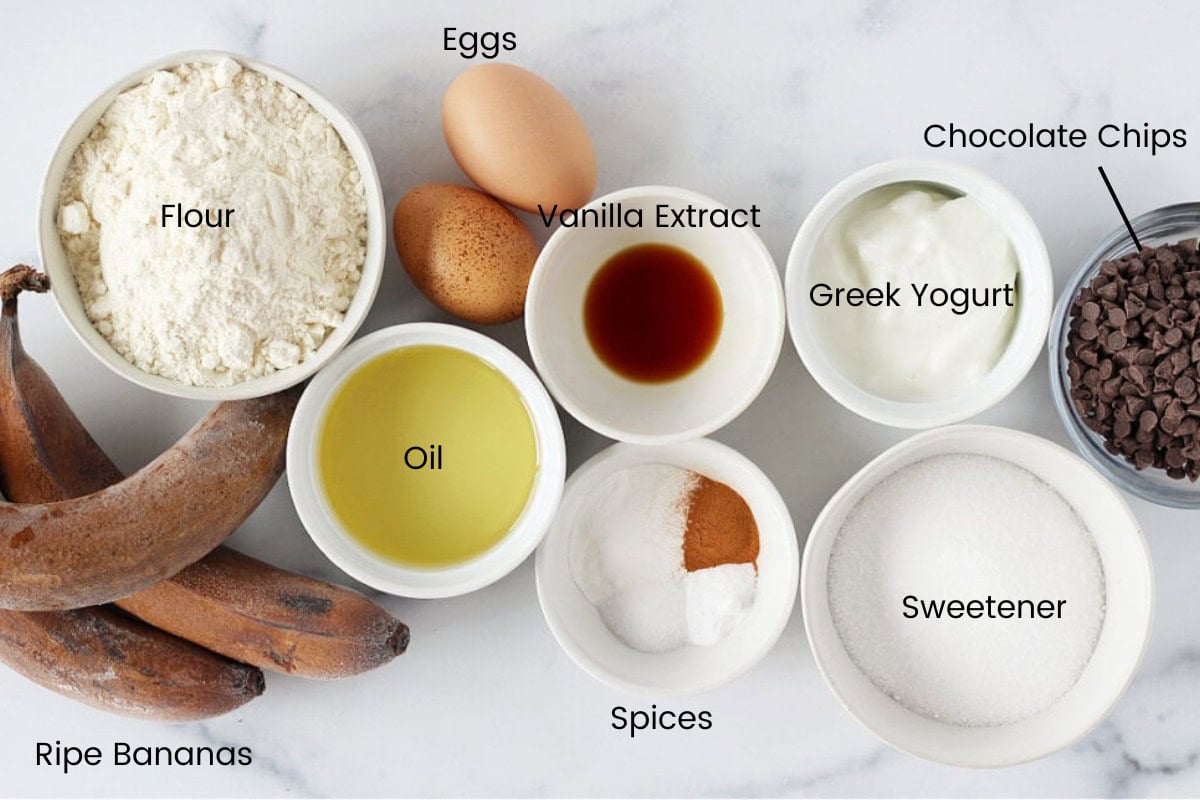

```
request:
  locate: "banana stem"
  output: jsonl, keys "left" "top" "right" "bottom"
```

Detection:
{"left": 0, "top": 266, "right": 50, "bottom": 304}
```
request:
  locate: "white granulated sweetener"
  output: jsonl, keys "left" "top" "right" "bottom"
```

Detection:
{"left": 56, "top": 58, "right": 366, "bottom": 386}
{"left": 827, "top": 453, "right": 1106, "bottom": 727}
{"left": 569, "top": 463, "right": 757, "bottom": 653}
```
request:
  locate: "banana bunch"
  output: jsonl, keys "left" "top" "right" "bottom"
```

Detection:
{"left": 0, "top": 265, "right": 408, "bottom": 721}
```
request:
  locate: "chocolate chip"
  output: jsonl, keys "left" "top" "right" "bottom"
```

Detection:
{"left": 1173, "top": 350, "right": 1191, "bottom": 374}
{"left": 1081, "top": 301, "right": 1101, "bottom": 321}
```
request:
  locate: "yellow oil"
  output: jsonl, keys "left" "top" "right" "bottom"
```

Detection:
{"left": 318, "top": 345, "right": 538, "bottom": 567}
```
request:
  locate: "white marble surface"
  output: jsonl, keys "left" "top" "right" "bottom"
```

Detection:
{"left": 1, "top": 0, "right": 1199, "bottom": 796}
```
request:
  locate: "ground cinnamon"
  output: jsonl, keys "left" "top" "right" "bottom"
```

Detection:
{"left": 683, "top": 476, "right": 759, "bottom": 571}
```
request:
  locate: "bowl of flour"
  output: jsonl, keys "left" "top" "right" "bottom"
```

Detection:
{"left": 37, "top": 51, "right": 385, "bottom": 399}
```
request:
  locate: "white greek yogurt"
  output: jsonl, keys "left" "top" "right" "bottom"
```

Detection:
{"left": 808, "top": 183, "right": 1019, "bottom": 402}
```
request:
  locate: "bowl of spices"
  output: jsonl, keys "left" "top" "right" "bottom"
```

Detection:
{"left": 525, "top": 185, "right": 785, "bottom": 444}
{"left": 803, "top": 425, "right": 1152, "bottom": 767}
{"left": 288, "top": 323, "right": 566, "bottom": 598}
{"left": 1051, "top": 203, "right": 1200, "bottom": 507}
{"left": 785, "top": 159, "right": 1052, "bottom": 428}
{"left": 38, "top": 51, "right": 385, "bottom": 400}
{"left": 536, "top": 438, "right": 798, "bottom": 695}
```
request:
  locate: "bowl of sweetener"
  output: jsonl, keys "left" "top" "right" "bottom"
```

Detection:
{"left": 38, "top": 50, "right": 386, "bottom": 400}
{"left": 803, "top": 425, "right": 1152, "bottom": 767}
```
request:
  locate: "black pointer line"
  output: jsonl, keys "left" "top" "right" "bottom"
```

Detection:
{"left": 1097, "top": 166, "right": 1143, "bottom": 251}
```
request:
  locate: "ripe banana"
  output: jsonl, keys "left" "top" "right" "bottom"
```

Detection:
{"left": 0, "top": 266, "right": 297, "bottom": 611}
{"left": 118, "top": 549, "right": 409, "bottom": 679}
{"left": 0, "top": 265, "right": 408, "bottom": 678}
{"left": 0, "top": 607, "right": 264, "bottom": 721}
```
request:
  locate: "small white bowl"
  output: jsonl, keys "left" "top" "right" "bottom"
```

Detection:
{"left": 536, "top": 438, "right": 798, "bottom": 695}
{"left": 526, "top": 185, "right": 785, "bottom": 444}
{"left": 802, "top": 425, "right": 1153, "bottom": 767}
{"left": 785, "top": 159, "right": 1052, "bottom": 428}
{"left": 36, "top": 50, "right": 386, "bottom": 401}
{"left": 287, "top": 323, "right": 566, "bottom": 599}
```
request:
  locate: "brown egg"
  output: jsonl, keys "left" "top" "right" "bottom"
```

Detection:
{"left": 442, "top": 63, "right": 596, "bottom": 213}
{"left": 393, "top": 183, "right": 539, "bottom": 324}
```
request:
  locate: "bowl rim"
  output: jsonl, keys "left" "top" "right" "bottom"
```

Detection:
{"left": 35, "top": 48, "right": 386, "bottom": 401}
{"left": 1048, "top": 201, "right": 1200, "bottom": 508}
{"left": 524, "top": 183, "right": 786, "bottom": 445}
{"left": 534, "top": 437, "right": 799, "bottom": 695}
{"left": 287, "top": 322, "right": 566, "bottom": 599}
{"left": 801, "top": 424, "right": 1153, "bottom": 767}
{"left": 784, "top": 158, "right": 1053, "bottom": 428}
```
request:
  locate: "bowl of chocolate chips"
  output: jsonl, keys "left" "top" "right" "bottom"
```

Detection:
{"left": 1050, "top": 202, "right": 1200, "bottom": 507}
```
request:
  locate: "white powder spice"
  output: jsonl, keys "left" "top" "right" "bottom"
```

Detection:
{"left": 685, "top": 563, "right": 757, "bottom": 646}
{"left": 598, "top": 581, "right": 688, "bottom": 654}
{"left": 828, "top": 454, "right": 1106, "bottom": 727}
{"left": 56, "top": 58, "right": 366, "bottom": 386}
{"left": 569, "top": 464, "right": 697, "bottom": 606}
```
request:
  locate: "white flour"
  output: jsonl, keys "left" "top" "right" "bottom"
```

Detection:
{"left": 56, "top": 58, "right": 366, "bottom": 386}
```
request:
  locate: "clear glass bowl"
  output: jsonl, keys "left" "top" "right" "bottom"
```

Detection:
{"left": 1049, "top": 202, "right": 1200, "bottom": 508}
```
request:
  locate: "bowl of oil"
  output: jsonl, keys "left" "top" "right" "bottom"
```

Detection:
{"left": 288, "top": 323, "right": 566, "bottom": 598}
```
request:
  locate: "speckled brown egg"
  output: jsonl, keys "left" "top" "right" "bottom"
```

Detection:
{"left": 393, "top": 183, "right": 539, "bottom": 324}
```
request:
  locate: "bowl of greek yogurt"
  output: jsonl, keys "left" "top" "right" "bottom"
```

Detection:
{"left": 784, "top": 159, "right": 1052, "bottom": 428}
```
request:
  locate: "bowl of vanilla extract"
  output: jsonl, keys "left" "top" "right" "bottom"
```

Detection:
{"left": 525, "top": 185, "right": 785, "bottom": 444}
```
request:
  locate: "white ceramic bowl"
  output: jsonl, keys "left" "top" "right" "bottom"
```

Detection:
{"left": 36, "top": 50, "right": 386, "bottom": 401}
{"left": 536, "top": 438, "right": 798, "bottom": 695}
{"left": 785, "top": 159, "right": 1052, "bottom": 428}
{"left": 526, "top": 185, "right": 785, "bottom": 444}
{"left": 802, "top": 425, "right": 1153, "bottom": 767}
{"left": 288, "top": 323, "right": 566, "bottom": 598}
